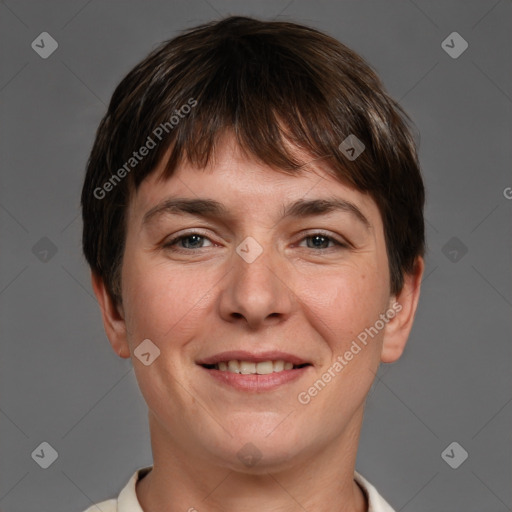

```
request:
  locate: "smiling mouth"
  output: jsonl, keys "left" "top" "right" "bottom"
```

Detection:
{"left": 201, "top": 360, "right": 311, "bottom": 375}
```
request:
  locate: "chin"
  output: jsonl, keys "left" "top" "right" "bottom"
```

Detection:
{"left": 209, "top": 430, "right": 306, "bottom": 473}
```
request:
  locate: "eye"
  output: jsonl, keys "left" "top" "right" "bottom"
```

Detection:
{"left": 163, "top": 231, "right": 348, "bottom": 253}
{"left": 298, "top": 232, "right": 348, "bottom": 250}
{"left": 164, "top": 232, "right": 214, "bottom": 251}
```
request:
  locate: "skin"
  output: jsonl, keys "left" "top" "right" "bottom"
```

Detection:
{"left": 92, "top": 134, "right": 424, "bottom": 512}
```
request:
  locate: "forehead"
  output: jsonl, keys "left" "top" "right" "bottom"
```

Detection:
{"left": 128, "top": 137, "right": 382, "bottom": 230}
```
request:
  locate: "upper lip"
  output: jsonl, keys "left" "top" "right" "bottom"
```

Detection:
{"left": 196, "top": 350, "right": 310, "bottom": 366}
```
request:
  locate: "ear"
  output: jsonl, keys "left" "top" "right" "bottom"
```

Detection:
{"left": 91, "top": 272, "right": 131, "bottom": 358}
{"left": 381, "top": 257, "right": 425, "bottom": 363}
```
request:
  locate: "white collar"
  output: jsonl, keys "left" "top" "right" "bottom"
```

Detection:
{"left": 99, "top": 466, "right": 396, "bottom": 512}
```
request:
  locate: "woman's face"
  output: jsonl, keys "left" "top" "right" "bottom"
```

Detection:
{"left": 116, "top": 135, "right": 397, "bottom": 471}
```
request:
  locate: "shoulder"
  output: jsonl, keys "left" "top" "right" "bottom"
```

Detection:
{"left": 354, "top": 472, "right": 396, "bottom": 512}
{"left": 82, "top": 498, "right": 117, "bottom": 512}
{"left": 79, "top": 466, "right": 151, "bottom": 512}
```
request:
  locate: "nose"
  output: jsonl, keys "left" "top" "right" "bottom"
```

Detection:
{"left": 217, "top": 240, "right": 296, "bottom": 329}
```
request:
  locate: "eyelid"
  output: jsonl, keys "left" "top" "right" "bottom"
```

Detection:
{"left": 163, "top": 229, "right": 218, "bottom": 247}
{"left": 162, "top": 228, "right": 351, "bottom": 251}
{"left": 294, "top": 229, "right": 351, "bottom": 248}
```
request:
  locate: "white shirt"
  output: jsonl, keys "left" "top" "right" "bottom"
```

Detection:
{"left": 83, "top": 466, "right": 395, "bottom": 512}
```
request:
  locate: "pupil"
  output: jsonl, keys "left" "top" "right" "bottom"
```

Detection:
{"left": 185, "top": 235, "right": 202, "bottom": 248}
{"left": 309, "top": 235, "right": 328, "bottom": 248}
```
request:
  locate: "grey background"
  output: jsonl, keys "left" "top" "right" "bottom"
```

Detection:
{"left": 1, "top": 1, "right": 511, "bottom": 511}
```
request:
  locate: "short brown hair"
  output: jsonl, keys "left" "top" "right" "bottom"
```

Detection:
{"left": 81, "top": 16, "right": 425, "bottom": 305}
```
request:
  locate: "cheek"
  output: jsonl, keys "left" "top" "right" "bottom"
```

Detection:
{"left": 294, "top": 264, "right": 388, "bottom": 348}
{"left": 120, "top": 253, "right": 220, "bottom": 346}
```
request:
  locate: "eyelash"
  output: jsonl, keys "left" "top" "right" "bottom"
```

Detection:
{"left": 163, "top": 231, "right": 349, "bottom": 253}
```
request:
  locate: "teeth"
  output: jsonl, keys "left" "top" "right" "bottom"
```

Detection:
{"left": 216, "top": 360, "right": 300, "bottom": 374}
{"left": 228, "top": 360, "right": 240, "bottom": 373}
{"left": 255, "top": 361, "right": 274, "bottom": 374}
{"left": 240, "top": 361, "right": 256, "bottom": 374}
{"left": 273, "top": 360, "right": 284, "bottom": 372}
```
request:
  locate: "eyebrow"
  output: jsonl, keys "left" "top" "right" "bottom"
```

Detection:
{"left": 142, "top": 197, "right": 371, "bottom": 229}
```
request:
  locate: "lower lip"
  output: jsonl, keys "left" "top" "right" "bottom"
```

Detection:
{"left": 199, "top": 366, "right": 311, "bottom": 392}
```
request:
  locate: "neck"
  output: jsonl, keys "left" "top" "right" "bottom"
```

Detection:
{"left": 137, "top": 409, "right": 368, "bottom": 512}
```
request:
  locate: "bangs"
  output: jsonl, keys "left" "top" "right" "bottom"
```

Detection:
{"left": 120, "top": 20, "right": 384, "bottom": 192}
